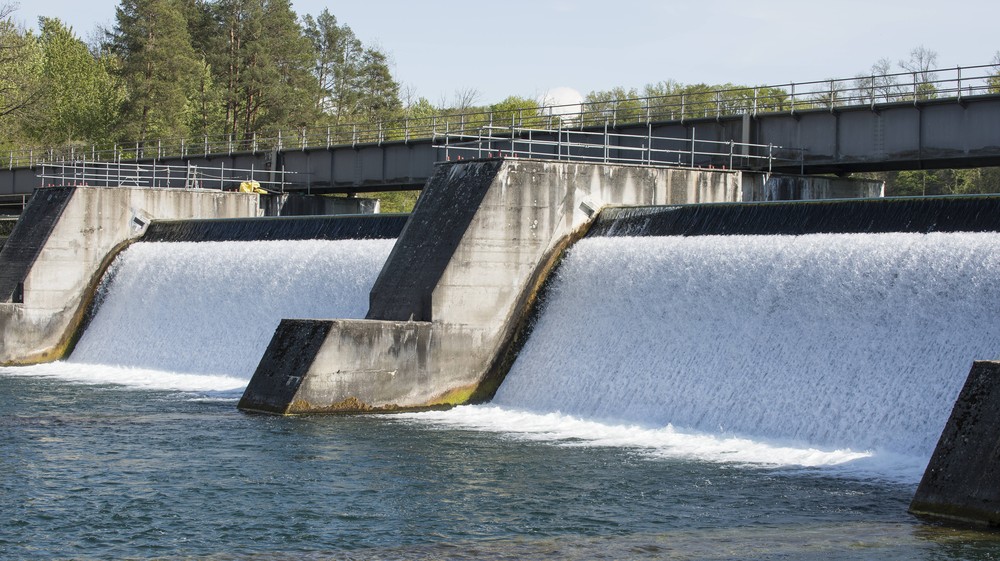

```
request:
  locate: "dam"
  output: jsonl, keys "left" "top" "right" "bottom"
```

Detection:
{"left": 2, "top": 155, "right": 1000, "bottom": 555}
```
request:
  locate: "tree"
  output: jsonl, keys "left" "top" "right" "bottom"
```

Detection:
{"left": 213, "top": 0, "right": 320, "bottom": 139}
{"left": 108, "top": 0, "right": 201, "bottom": 142}
{"left": 583, "top": 87, "right": 642, "bottom": 126}
{"left": 854, "top": 58, "right": 900, "bottom": 104}
{"left": 989, "top": 51, "right": 1000, "bottom": 94}
{"left": 354, "top": 47, "right": 399, "bottom": 123}
{"left": 488, "top": 95, "right": 542, "bottom": 129}
{"left": 24, "top": 18, "right": 122, "bottom": 145}
{"left": 0, "top": 4, "right": 43, "bottom": 132}
{"left": 303, "top": 8, "right": 361, "bottom": 123}
{"left": 899, "top": 46, "right": 938, "bottom": 100}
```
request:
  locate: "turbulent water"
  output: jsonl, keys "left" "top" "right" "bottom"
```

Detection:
{"left": 495, "top": 232, "right": 1000, "bottom": 466}
{"left": 4, "top": 231, "right": 1000, "bottom": 559}
{"left": 68, "top": 239, "right": 394, "bottom": 384}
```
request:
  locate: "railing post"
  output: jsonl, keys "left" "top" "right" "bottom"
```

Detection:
{"left": 252, "top": 132, "right": 257, "bottom": 153}
{"left": 729, "top": 140, "right": 734, "bottom": 169}
{"left": 204, "top": 135, "right": 208, "bottom": 157}
{"left": 957, "top": 66, "right": 963, "bottom": 101}
{"left": 604, "top": 120, "right": 609, "bottom": 163}
{"left": 557, "top": 121, "right": 562, "bottom": 161}
{"left": 647, "top": 123, "right": 652, "bottom": 165}
{"left": 768, "top": 143, "right": 774, "bottom": 174}
{"left": 753, "top": 87, "right": 758, "bottom": 116}
{"left": 690, "top": 126, "right": 696, "bottom": 167}
{"left": 790, "top": 82, "right": 796, "bottom": 113}
{"left": 716, "top": 90, "right": 721, "bottom": 119}
{"left": 326, "top": 126, "right": 331, "bottom": 148}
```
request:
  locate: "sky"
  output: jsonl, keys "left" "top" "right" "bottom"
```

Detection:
{"left": 8, "top": 0, "right": 1000, "bottom": 106}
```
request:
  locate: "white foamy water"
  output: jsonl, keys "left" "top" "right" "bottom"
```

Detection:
{"left": 487, "top": 233, "right": 1000, "bottom": 466}
{"left": 66, "top": 239, "right": 393, "bottom": 385}
{"left": 399, "top": 405, "right": 932, "bottom": 481}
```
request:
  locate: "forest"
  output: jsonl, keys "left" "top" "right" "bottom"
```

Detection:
{"left": 0, "top": 0, "right": 999, "bottom": 198}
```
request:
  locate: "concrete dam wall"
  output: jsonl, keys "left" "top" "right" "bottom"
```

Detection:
{"left": 239, "top": 159, "right": 745, "bottom": 414}
{"left": 0, "top": 187, "right": 260, "bottom": 365}
{"left": 0, "top": 185, "right": 403, "bottom": 366}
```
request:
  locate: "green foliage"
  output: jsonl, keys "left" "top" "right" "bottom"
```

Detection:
{"left": 0, "top": 8, "right": 43, "bottom": 146}
{"left": 989, "top": 51, "right": 1000, "bottom": 94}
{"left": 872, "top": 168, "right": 1000, "bottom": 197}
{"left": 488, "top": 95, "right": 542, "bottom": 128}
{"left": 25, "top": 18, "right": 122, "bottom": 144}
{"left": 368, "top": 190, "right": 419, "bottom": 213}
{"left": 109, "top": 0, "right": 201, "bottom": 141}
{"left": 210, "top": 0, "right": 323, "bottom": 139}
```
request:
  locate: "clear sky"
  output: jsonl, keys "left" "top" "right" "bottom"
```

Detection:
{"left": 8, "top": 0, "right": 1000, "bottom": 106}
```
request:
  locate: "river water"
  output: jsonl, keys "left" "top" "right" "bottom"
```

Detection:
{"left": 3, "top": 235, "right": 1000, "bottom": 559}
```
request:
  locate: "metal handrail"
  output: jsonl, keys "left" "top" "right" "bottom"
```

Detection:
{"left": 37, "top": 160, "right": 298, "bottom": 192}
{"left": 440, "top": 125, "right": 799, "bottom": 172}
{"left": 0, "top": 194, "right": 28, "bottom": 214}
{"left": 3, "top": 63, "right": 998, "bottom": 169}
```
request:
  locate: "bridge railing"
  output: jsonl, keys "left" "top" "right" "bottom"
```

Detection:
{"left": 36, "top": 160, "right": 298, "bottom": 192}
{"left": 3, "top": 63, "right": 998, "bottom": 170}
{"left": 0, "top": 194, "right": 29, "bottom": 215}
{"left": 440, "top": 126, "right": 799, "bottom": 172}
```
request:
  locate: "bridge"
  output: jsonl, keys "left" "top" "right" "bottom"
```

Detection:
{"left": 2, "top": 63, "right": 999, "bottom": 206}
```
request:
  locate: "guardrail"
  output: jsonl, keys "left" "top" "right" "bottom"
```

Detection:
{"left": 0, "top": 194, "right": 28, "bottom": 215}
{"left": 36, "top": 161, "right": 298, "bottom": 192}
{"left": 3, "top": 63, "right": 997, "bottom": 170}
{"left": 441, "top": 125, "right": 798, "bottom": 172}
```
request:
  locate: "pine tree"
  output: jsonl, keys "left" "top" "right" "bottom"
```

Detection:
{"left": 213, "top": 0, "right": 319, "bottom": 139}
{"left": 109, "top": 0, "right": 200, "bottom": 142}
{"left": 303, "top": 9, "right": 362, "bottom": 124}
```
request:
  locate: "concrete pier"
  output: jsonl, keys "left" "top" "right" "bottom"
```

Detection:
{"left": 0, "top": 187, "right": 259, "bottom": 364}
{"left": 910, "top": 361, "right": 1000, "bottom": 527}
{"left": 239, "top": 159, "right": 744, "bottom": 414}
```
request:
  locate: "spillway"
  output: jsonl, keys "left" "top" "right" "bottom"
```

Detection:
{"left": 68, "top": 239, "right": 394, "bottom": 382}
{"left": 493, "top": 232, "right": 1000, "bottom": 461}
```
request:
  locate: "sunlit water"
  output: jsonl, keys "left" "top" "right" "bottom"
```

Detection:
{"left": 4, "top": 233, "right": 1000, "bottom": 559}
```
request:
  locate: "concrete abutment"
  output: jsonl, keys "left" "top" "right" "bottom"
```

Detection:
{"left": 241, "top": 159, "right": 804, "bottom": 414}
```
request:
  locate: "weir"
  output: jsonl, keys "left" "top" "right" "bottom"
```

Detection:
{"left": 0, "top": 183, "right": 406, "bottom": 367}
{"left": 71, "top": 238, "right": 396, "bottom": 379}
{"left": 239, "top": 159, "right": 746, "bottom": 413}
{"left": 0, "top": 187, "right": 260, "bottom": 365}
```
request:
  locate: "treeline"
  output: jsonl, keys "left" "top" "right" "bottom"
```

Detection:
{"left": 0, "top": 0, "right": 411, "bottom": 149}
{"left": 1, "top": 6, "right": 999, "bottom": 196}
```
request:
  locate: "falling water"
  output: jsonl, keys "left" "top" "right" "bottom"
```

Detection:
{"left": 66, "top": 239, "right": 393, "bottom": 386}
{"left": 492, "top": 233, "right": 1000, "bottom": 461}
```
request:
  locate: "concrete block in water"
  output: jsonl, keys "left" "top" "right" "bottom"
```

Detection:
{"left": 910, "top": 361, "right": 1000, "bottom": 526}
{"left": 239, "top": 319, "right": 491, "bottom": 413}
{"left": 241, "top": 159, "right": 743, "bottom": 414}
